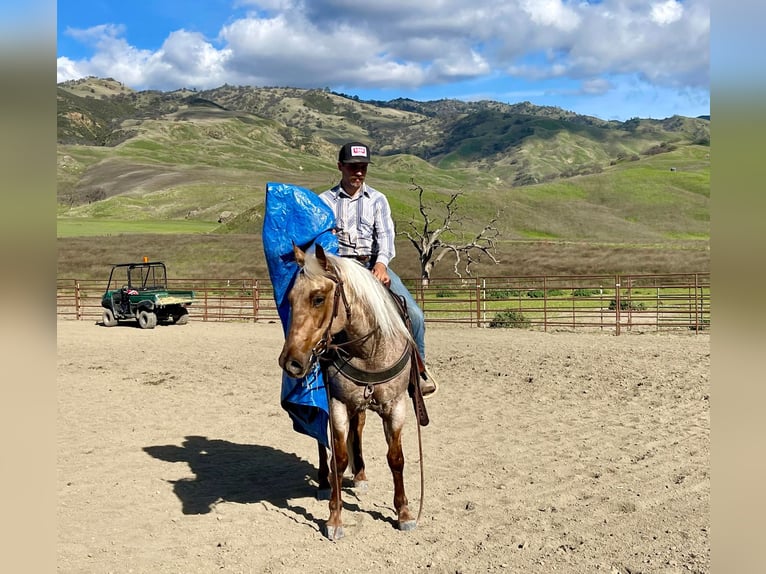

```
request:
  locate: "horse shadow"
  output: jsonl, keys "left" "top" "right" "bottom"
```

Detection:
{"left": 143, "top": 435, "right": 394, "bottom": 529}
{"left": 143, "top": 435, "right": 318, "bottom": 517}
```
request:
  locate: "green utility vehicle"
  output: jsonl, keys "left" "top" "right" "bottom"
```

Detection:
{"left": 100, "top": 261, "right": 195, "bottom": 329}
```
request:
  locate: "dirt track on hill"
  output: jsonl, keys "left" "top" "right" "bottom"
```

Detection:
{"left": 57, "top": 319, "right": 710, "bottom": 573}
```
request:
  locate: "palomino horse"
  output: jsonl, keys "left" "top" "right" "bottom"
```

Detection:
{"left": 278, "top": 243, "right": 424, "bottom": 540}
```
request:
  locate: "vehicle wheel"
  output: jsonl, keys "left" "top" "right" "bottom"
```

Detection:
{"left": 102, "top": 308, "right": 118, "bottom": 327}
{"left": 173, "top": 309, "right": 189, "bottom": 325}
{"left": 137, "top": 310, "right": 157, "bottom": 329}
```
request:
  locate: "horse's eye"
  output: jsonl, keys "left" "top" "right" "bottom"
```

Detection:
{"left": 312, "top": 296, "right": 325, "bottom": 307}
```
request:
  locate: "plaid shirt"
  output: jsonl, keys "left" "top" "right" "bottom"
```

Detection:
{"left": 319, "top": 183, "right": 396, "bottom": 267}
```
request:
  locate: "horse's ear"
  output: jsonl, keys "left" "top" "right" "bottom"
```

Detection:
{"left": 315, "top": 244, "right": 329, "bottom": 270}
{"left": 292, "top": 242, "right": 306, "bottom": 268}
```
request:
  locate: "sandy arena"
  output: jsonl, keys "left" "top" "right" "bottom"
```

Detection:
{"left": 57, "top": 319, "right": 709, "bottom": 573}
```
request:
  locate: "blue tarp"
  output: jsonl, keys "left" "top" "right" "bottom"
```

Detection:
{"left": 262, "top": 182, "right": 338, "bottom": 447}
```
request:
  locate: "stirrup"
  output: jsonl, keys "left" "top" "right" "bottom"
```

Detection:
{"left": 420, "top": 367, "right": 439, "bottom": 398}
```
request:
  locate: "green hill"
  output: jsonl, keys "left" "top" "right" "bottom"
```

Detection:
{"left": 56, "top": 77, "right": 709, "bottom": 281}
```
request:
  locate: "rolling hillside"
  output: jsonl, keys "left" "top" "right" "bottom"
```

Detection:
{"left": 56, "top": 77, "right": 710, "bottom": 280}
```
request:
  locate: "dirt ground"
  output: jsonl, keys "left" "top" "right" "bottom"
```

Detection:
{"left": 57, "top": 318, "right": 709, "bottom": 573}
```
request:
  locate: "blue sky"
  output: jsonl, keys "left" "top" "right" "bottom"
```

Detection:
{"left": 56, "top": 0, "right": 710, "bottom": 122}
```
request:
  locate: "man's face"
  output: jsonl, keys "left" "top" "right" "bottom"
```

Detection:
{"left": 338, "top": 162, "right": 368, "bottom": 195}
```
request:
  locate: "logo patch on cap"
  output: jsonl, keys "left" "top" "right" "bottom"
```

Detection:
{"left": 350, "top": 146, "right": 368, "bottom": 158}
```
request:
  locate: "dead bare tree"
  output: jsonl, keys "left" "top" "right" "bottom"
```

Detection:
{"left": 398, "top": 180, "right": 501, "bottom": 284}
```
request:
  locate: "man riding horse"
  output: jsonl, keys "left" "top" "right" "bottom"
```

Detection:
{"left": 319, "top": 142, "right": 438, "bottom": 398}
{"left": 262, "top": 146, "right": 438, "bottom": 538}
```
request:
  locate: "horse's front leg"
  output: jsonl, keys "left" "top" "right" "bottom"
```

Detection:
{"left": 384, "top": 398, "right": 416, "bottom": 531}
{"left": 325, "top": 403, "right": 350, "bottom": 540}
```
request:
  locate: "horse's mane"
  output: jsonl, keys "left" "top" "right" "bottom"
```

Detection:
{"left": 302, "top": 251, "right": 413, "bottom": 343}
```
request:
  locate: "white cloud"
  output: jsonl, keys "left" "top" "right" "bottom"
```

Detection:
{"left": 56, "top": 0, "right": 709, "bottom": 116}
{"left": 139, "top": 30, "right": 232, "bottom": 89}
{"left": 580, "top": 78, "right": 613, "bottom": 96}
{"left": 650, "top": 0, "right": 684, "bottom": 25}
{"left": 65, "top": 22, "right": 126, "bottom": 45}
{"left": 57, "top": 56, "right": 81, "bottom": 83}
{"left": 430, "top": 50, "right": 491, "bottom": 81}
{"left": 520, "top": 0, "right": 581, "bottom": 32}
{"left": 58, "top": 24, "right": 157, "bottom": 86}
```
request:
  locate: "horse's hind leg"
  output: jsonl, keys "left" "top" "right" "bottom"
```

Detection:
{"left": 316, "top": 442, "right": 331, "bottom": 500}
{"left": 349, "top": 411, "right": 368, "bottom": 492}
{"left": 384, "top": 401, "right": 416, "bottom": 531}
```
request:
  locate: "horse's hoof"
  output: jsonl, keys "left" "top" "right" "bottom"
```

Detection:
{"left": 353, "top": 480, "right": 368, "bottom": 493}
{"left": 316, "top": 488, "right": 331, "bottom": 500}
{"left": 398, "top": 519, "right": 417, "bottom": 532}
{"left": 324, "top": 524, "right": 345, "bottom": 540}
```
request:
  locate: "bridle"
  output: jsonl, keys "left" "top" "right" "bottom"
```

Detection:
{"left": 310, "top": 271, "right": 352, "bottom": 360}
{"left": 308, "top": 270, "right": 413, "bottom": 391}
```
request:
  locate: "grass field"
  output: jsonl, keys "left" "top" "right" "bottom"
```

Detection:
{"left": 56, "top": 108, "right": 709, "bottom": 282}
{"left": 57, "top": 231, "right": 710, "bottom": 283}
{"left": 57, "top": 218, "right": 219, "bottom": 238}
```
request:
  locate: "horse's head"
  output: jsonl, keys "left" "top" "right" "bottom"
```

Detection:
{"left": 278, "top": 244, "right": 348, "bottom": 379}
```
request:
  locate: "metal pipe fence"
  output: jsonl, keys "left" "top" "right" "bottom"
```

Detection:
{"left": 56, "top": 273, "right": 710, "bottom": 334}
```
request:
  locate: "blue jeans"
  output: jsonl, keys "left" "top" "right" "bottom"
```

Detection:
{"left": 384, "top": 267, "right": 426, "bottom": 360}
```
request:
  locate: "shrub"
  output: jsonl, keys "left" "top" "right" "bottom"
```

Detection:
{"left": 489, "top": 310, "right": 531, "bottom": 329}
{"left": 689, "top": 318, "right": 710, "bottom": 331}
{"left": 608, "top": 299, "right": 646, "bottom": 311}
{"left": 487, "top": 288, "right": 520, "bottom": 299}
{"left": 572, "top": 288, "right": 597, "bottom": 297}
{"left": 436, "top": 288, "right": 456, "bottom": 298}
{"left": 526, "top": 289, "right": 563, "bottom": 298}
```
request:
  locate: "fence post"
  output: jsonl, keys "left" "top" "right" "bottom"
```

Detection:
{"left": 694, "top": 273, "right": 700, "bottom": 335}
{"left": 543, "top": 276, "right": 548, "bottom": 332}
{"left": 475, "top": 277, "right": 481, "bottom": 328}
{"left": 656, "top": 286, "right": 661, "bottom": 331}
{"left": 203, "top": 280, "right": 209, "bottom": 322}
{"left": 253, "top": 279, "right": 259, "bottom": 323}
{"left": 599, "top": 284, "right": 604, "bottom": 331}
{"left": 614, "top": 276, "right": 621, "bottom": 336}
{"left": 74, "top": 280, "right": 81, "bottom": 320}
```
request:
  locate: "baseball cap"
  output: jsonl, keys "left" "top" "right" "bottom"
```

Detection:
{"left": 338, "top": 142, "right": 371, "bottom": 164}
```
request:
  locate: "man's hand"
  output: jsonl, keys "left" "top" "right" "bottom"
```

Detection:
{"left": 371, "top": 262, "right": 391, "bottom": 287}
